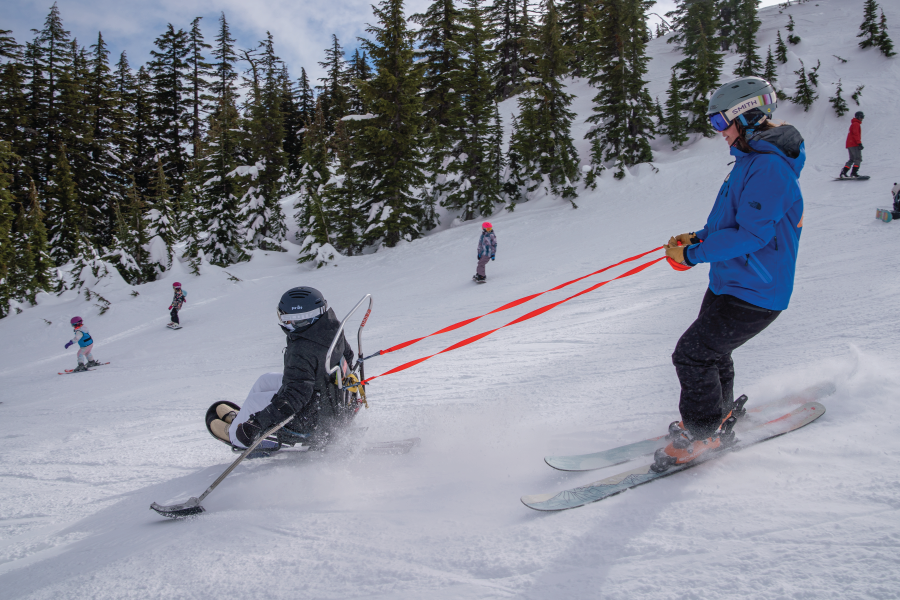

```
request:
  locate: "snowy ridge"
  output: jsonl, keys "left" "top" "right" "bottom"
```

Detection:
{"left": 1, "top": 0, "right": 899, "bottom": 597}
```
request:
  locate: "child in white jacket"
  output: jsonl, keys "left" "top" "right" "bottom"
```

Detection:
{"left": 64, "top": 316, "right": 100, "bottom": 372}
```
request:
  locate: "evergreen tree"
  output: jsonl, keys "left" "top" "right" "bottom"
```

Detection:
{"left": 148, "top": 24, "right": 190, "bottom": 199}
{"left": 663, "top": 68, "right": 689, "bottom": 149}
{"left": 668, "top": 0, "right": 723, "bottom": 135}
{"left": 733, "top": 0, "right": 763, "bottom": 77}
{"left": 317, "top": 34, "right": 351, "bottom": 131}
{"left": 786, "top": 15, "right": 800, "bottom": 45}
{"left": 295, "top": 99, "right": 333, "bottom": 264}
{"left": 280, "top": 65, "right": 304, "bottom": 186}
{"left": 790, "top": 59, "right": 817, "bottom": 111}
{"left": 559, "top": 0, "right": 600, "bottom": 77}
{"left": 0, "top": 142, "right": 16, "bottom": 316}
{"left": 197, "top": 12, "right": 246, "bottom": 266}
{"left": 46, "top": 143, "right": 81, "bottom": 265}
{"left": 346, "top": 49, "right": 372, "bottom": 115}
{"left": 717, "top": 0, "right": 740, "bottom": 51}
{"left": 30, "top": 2, "right": 75, "bottom": 192}
{"left": 762, "top": 46, "right": 778, "bottom": 83}
{"left": 443, "top": 0, "right": 505, "bottom": 220}
{"left": 829, "top": 78, "right": 848, "bottom": 117}
{"left": 85, "top": 32, "right": 126, "bottom": 249}
{"left": 146, "top": 156, "right": 177, "bottom": 273}
{"left": 410, "top": 0, "right": 465, "bottom": 221}
{"left": 239, "top": 32, "right": 288, "bottom": 252}
{"left": 111, "top": 51, "right": 135, "bottom": 189}
{"left": 876, "top": 9, "right": 896, "bottom": 57}
{"left": 130, "top": 66, "right": 155, "bottom": 200}
{"left": 775, "top": 30, "right": 788, "bottom": 63}
{"left": 356, "top": 0, "right": 429, "bottom": 247}
{"left": 487, "top": 0, "right": 527, "bottom": 99}
{"left": 507, "top": 0, "right": 580, "bottom": 200}
{"left": 20, "top": 179, "right": 52, "bottom": 297}
{"left": 323, "top": 119, "right": 366, "bottom": 257}
{"left": 857, "top": 0, "right": 880, "bottom": 49}
{"left": 186, "top": 17, "right": 213, "bottom": 149}
{"left": 584, "top": 0, "right": 656, "bottom": 180}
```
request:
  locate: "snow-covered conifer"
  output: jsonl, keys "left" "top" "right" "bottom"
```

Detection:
{"left": 507, "top": 0, "right": 579, "bottom": 201}
{"left": 584, "top": 0, "right": 655, "bottom": 180}
{"left": 790, "top": 59, "right": 818, "bottom": 111}
{"left": 829, "top": 78, "right": 848, "bottom": 117}
{"left": 356, "top": 0, "right": 428, "bottom": 247}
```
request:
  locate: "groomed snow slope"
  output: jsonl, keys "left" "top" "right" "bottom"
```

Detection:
{"left": 2, "top": 1, "right": 899, "bottom": 597}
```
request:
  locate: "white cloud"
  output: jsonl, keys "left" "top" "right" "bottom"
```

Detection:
{"left": 7, "top": 0, "right": 432, "bottom": 82}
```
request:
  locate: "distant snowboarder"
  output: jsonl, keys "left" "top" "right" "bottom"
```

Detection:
{"left": 839, "top": 111, "right": 865, "bottom": 179}
{"left": 207, "top": 287, "right": 357, "bottom": 450}
{"left": 893, "top": 182, "right": 900, "bottom": 212}
{"left": 660, "top": 76, "right": 804, "bottom": 471}
{"left": 168, "top": 282, "right": 187, "bottom": 328}
{"left": 473, "top": 222, "right": 497, "bottom": 283}
{"left": 64, "top": 316, "right": 101, "bottom": 372}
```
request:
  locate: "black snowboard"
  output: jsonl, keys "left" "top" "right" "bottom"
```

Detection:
{"left": 834, "top": 175, "right": 870, "bottom": 181}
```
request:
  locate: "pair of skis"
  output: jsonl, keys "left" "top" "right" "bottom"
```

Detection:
{"left": 521, "top": 383, "right": 833, "bottom": 512}
{"left": 58, "top": 361, "right": 110, "bottom": 375}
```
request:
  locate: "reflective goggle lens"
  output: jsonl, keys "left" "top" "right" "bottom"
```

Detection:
{"left": 708, "top": 112, "right": 731, "bottom": 132}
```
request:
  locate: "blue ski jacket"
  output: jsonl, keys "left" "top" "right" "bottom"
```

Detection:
{"left": 684, "top": 125, "right": 805, "bottom": 311}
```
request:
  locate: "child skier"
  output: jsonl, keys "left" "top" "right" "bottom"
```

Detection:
{"left": 839, "top": 111, "right": 864, "bottom": 179}
{"left": 64, "top": 316, "right": 100, "bottom": 372}
{"left": 473, "top": 222, "right": 497, "bottom": 283}
{"left": 168, "top": 282, "right": 187, "bottom": 328}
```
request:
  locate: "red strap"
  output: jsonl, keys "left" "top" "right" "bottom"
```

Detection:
{"left": 376, "top": 246, "right": 664, "bottom": 356}
{"left": 362, "top": 255, "right": 665, "bottom": 384}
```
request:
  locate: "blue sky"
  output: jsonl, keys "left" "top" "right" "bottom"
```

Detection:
{"left": 5, "top": 1, "right": 777, "bottom": 83}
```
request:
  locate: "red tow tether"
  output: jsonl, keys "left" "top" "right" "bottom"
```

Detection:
{"left": 361, "top": 247, "right": 666, "bottom": 385}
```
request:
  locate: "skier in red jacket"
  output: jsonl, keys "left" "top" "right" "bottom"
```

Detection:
{"left": 839, "top": 111, "right": 864, "bottom": 179}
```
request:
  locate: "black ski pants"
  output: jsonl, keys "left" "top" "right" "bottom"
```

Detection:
{"left": 170, "top": 307, "right": 180, "bottom": 324}
{"left": 672, "top": 288, "right": 781, "bottom": 438}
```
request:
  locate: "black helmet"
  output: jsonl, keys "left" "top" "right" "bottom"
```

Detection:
{"left": 855, "top": 111, "right": 864, "bottom": 120}
{"left": 277, "top": 287, "right": 327, "bottom": 333}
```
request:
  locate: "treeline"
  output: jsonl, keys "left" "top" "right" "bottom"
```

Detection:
{"left": 1, "top": 0, "right": 770, "bottom": 317}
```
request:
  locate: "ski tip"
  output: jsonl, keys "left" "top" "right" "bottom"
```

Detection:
{"left": 520, "top": 493, "right": 565, "bottom": 511}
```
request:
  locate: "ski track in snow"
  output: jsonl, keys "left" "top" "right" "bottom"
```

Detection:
{"left": 2, "top": 1, "right": 900, "bottom": 597}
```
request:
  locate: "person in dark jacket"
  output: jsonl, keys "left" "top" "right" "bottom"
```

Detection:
{"left": 840, "top": 111, "right": 864, "bottom": 179}
{"left": 657, "top": 77, "right": 804, "bottom": 470}
{"left": 220, "top": 287, "right": 356, "bottom": 449}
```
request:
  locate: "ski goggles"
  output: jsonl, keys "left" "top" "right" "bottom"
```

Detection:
{"left": 708, "top": 112, "right": 732, "bottom": 132}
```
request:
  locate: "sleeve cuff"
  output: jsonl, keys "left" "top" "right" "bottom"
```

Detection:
{"left": 683, "top": 244, "right": 699, "bottom": 267}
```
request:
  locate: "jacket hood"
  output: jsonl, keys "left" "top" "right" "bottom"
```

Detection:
{"left": 851, "top": 117, "right": 862, "bottom": 125}
{"left": 286, "top": 307, "right": 342, "bottom": 348}
{"left": 732, "top": 124, "right": 805, "bottom": 176}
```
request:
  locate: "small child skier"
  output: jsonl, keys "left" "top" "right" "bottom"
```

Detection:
{"left": 839, "top": 111, "right": 864, "bottom": 179}
{"left": 473, "top": 222, "right": 497, "bottom": 283}
{"left": 64, "top": 316, "right": 100, "bottom": 372}
{"left": 168, "top": 282, "right": 187, "bottom": 327}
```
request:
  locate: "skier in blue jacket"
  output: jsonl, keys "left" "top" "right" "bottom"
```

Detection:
{"left": 655, "top": 77, "right": 805, "bottom": 470}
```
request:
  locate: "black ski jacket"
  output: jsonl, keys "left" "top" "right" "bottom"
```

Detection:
{"left": 252, "top": 308, "right": 354, "bottom": 431}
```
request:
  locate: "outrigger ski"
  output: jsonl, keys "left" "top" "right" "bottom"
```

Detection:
{"left": 544, "top": 381, "right": 835, "bottom": 472}
{"left": 522, "top": 402, "right": 826, "bottom": 512}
